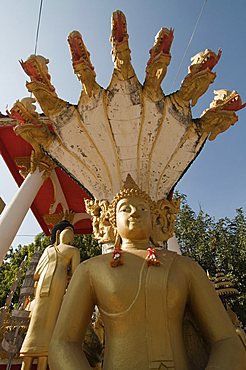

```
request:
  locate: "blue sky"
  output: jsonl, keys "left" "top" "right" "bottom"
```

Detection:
{"left": 0, "top": 0, "right": 245, "bottom": 247}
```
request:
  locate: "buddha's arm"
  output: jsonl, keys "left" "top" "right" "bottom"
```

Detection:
{"left": 188, "top": 259, "right": 246, "bottom": 370}
{"left": 33, "top": 247, "right": 49, "bottom": 280}
{"left": 49, "top": 262, "right": 94, "bottom": 370}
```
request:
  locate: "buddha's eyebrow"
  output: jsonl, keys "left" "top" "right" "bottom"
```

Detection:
{"left": 118, "top": 202, "right": 129, "bottom": 208}
{"left": 137, "top": 202, "right": 148, "bottom": 208}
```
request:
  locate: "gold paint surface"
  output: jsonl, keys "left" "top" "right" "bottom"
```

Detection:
{"left": 50, "top": 194, "right": 246, "bottom": 369}
{"left": 20, "top": 228, "right": 80, "bottom": 370}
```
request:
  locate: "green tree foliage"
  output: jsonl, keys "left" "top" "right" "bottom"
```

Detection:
{"left": 73, "top": 234, "right": 101, "bottom": 261}
{"left": 0, "top": 243, "right": 36, "bottom": 308}
{"left": 0, "top": 232, "right": 101, "bottom": 308}
{"left": 175, "top": 195, "right": 246, "bottom": 326}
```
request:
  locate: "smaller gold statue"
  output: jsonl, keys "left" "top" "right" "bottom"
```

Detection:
{"left": 20, "top": 220, "right": 80, "bottom": 370}
{"left": 49, "top": 177, "right": 246, "bottom": 370}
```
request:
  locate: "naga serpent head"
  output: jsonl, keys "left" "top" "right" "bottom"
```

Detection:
{"left": 20, "top": 55, "right": 55, "bottom": 93}
{"left": 189, "top": 49, "right": 222, "bottom": 74}
{"left": 67, "top": 31, "right": 96, "bottom": 79}
{"left": 8, "top": 97, "right": 39, "bottom": 126}
{"left": 200, "top": 90, "right": 246, "bottom": 141}
{"left": 210, "top": 89, "right": 246, "bottom": 111}
{"left": 147, "top": 27, "right": 174, "bottom": 66}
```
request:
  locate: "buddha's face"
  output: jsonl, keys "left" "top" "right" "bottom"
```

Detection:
{"left": 116, "top": 196, "right": 152, "bottom": 241}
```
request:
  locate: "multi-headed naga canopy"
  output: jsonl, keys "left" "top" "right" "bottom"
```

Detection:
{"left": 9, "top": 10, "right": 245, "bottom": 203}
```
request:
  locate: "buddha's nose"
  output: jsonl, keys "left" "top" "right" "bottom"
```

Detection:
{"left": 130, "top": 206, "right": 139, "bottom": 217}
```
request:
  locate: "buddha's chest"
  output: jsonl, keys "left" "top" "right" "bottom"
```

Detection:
{"left": 94, "top": 254, "right": 188, "bottom": 316}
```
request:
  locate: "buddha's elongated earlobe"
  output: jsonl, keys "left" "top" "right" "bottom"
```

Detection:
{"left": 114, "top": 230, "right": 121, "bottom": 248}
{"left": 150, "top": 215, "right": 160, "bottom": 247}
{"left": 110, "top": 231, "right": 123, "bottom": 267}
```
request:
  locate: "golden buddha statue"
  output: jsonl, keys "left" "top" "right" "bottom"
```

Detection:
{"left": 49, "top": 177, "right": 246, "bottom": 370}
{"left": 9, "top": 8, "right": 246, "bottom": 369}
{"left": 20, "top": 220, "right": 80, "bottom": 370}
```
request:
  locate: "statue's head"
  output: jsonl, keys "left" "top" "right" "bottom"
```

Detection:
{"left": 107, "top": 175, "right": 155, "bottom": 244}
{"left": 85, "top": 175, "right": 180, "bottom": 247}
{"left": 51, "top": 220, "right": 74, "bottom": 245}
{"left": 114, "top": 196, "right": 153, "bottom": 242}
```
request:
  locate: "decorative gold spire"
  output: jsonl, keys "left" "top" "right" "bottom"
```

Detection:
{"left": 210, "top": 270, "right": 246, "bottom": 349}
{"left": 213, "top": 270, "right": 239, "bottom": 301}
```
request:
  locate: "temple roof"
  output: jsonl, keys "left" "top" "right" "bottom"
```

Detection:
{"left": 0, "top": 116, "right": 92, "bottom": 235}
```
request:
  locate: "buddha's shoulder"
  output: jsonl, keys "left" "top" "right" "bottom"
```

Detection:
{"left": 76, "top": 253, "right": 112, "bottom": 272}
{"left": 179, "top": 255, "right": 207, "bottom": 280}
{"left": 160, "top": 250, "right": 204, "bottom": 274}
{"left": 58, "top": 243, "right": 80, "bottom": 253}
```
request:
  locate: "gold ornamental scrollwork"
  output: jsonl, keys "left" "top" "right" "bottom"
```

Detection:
{"left": 29, "top": 150, "right": 56, "bottom": 180}
{"left": 9, "top": 97, "right": 56, "bottom": 180}
{"left": 15, "top": 153, "right": 56, "bottom": 181}
{"left": 15, "top": 157, "right": 31, "bottom": 178}
{"left": 44, "top": 210, "right": 75, "bottom": 228}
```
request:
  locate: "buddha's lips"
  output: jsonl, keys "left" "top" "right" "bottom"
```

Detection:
{"left": 128, "top": 219, "right": 142, "bottom": 226}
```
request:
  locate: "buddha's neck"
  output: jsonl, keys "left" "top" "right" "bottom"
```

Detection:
{"left": 121, "top": 239, "right": 150, "bottom": 251}
{"left": 59, "top": 239, "right": 72, "bottom": 245}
